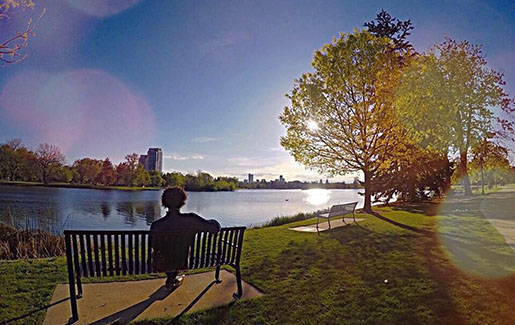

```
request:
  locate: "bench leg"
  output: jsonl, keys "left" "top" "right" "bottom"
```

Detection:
{"left": 353, "top": 210, "right": 356, "bottom": 223}
{"left": 232, "top": 266, "right": 243, "bottom": 299}
{"left": 215, "top": 265, "right": 222, "bottom": 283}
{"left": 76, "top": 274, "right": 83, "bottom": 298}
{"left": 65, "top": 236, "right": 79, "bottom": 321}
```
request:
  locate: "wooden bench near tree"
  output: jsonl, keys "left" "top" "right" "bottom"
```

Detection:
{"left": 316, "top": 202, "right": 358, "bottom": 232}
{"left": 64, "top": 227, "right": 245, "bottom": 322}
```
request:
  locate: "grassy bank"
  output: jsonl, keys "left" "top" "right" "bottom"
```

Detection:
{"left": 2, "top": 192, "right": 515, "bottom": 324}
{"left": 0, "top": 180, "right": 163, "bottom": 191}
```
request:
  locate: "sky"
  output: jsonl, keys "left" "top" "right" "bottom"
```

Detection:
{"left": 0, "top": 0, "right": 514, "bottom": 182}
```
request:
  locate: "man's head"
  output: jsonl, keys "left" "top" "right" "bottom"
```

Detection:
{"left": 162, "top": 186, "right": 187, "bottom": 210}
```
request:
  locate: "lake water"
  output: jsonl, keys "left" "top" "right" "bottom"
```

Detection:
{"left": 0, "top": 185, "right": 365, "bottom": 233}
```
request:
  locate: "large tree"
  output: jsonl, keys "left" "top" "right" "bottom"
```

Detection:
{"left": 395, "top": 38, "right": 514, "bottom": 196}
{"left": 280, "top": 30, "right": 402, "bottom": 212}
{"left": 35, "top": 143, "right": 65, "bottom": 184}
{"left": 124, "top": 153, "right": 140, "bottom": 187}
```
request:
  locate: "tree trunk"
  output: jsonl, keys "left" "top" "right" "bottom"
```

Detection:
{"left": 460, "top": 150, "right": 473, "bottom": 196}
{"left": 480, "top": 163, "right": 485, "bottom": 195}
{"left": 363, "top": 170, "right": 372, "bottom": 213}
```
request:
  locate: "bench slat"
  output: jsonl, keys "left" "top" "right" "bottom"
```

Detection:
{"left": 128, "top": 234, "right": 134, "bottom": 275}
{"left": 210, "top": 232, "right": 218, "bottom": 267}
{"left": 114, "top": 234, "right": 120, "bottom": 276}
{"left": 100, "top": 235, "right": 107, "bottom": 276}
{"left": 121, "top": 234, "right": 127, "bottom": 275}
{"left": 93, "top": 235, "right": 101, "bottom": 276}
{"left": 72, "top": 234, "right": 81, "bottom": 282}
{"left": 107, "top": 234, "right": 114, "bottom": 276}
{"left": 147, "top": 234, "right": 152, "bottom": 273}
{"left": 79, "top": 234, "right": 88, "bottom": 277}
{"left": 86, "top": 235, "right": 94, "bottom": 277}
{"left": 141, "top": 233, "right": 146, "bottom": 274}
{"left": 135, "top": 234, "right": 140, "bottom": 275}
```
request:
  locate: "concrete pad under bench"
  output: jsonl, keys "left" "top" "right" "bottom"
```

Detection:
{"left": 44, "top": 270, "right": 262, "bottom": 324}
{"left": 289, "top": 217, "right": 365, "bottom": 233}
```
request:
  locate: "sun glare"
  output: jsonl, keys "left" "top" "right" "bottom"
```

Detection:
{"left": 307, "top": 120, "right": 319, "bottom": 131}
{"left": 304, "top": 189, "right": 330, "bottom": 206}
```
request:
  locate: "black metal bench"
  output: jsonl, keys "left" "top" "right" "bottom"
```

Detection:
{"left": 64, "top": 227, "right": 246, "bottom": 322}
{"left": 316, "top": 202, "right": 358, "bottom": 232}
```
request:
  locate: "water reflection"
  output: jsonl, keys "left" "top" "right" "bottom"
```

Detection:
{"left": 100, "top": 202, "right": 110, "bottom": 218}
{"left": 304, "top": 189, "right": 331, "bottom": 206}
{"left": 0, "top": 185, "right": 365, "bottom": 232}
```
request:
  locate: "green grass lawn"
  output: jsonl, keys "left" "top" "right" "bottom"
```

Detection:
{"left": 2, "top": 194, "right": 515, "bottom": 324}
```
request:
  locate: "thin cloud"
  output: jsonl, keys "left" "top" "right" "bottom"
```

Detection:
{"left": 192, "top": 137, "right": 222, "bottom": 143}
{"left": 164, "top": 153, "right": 205, "bottom": 161}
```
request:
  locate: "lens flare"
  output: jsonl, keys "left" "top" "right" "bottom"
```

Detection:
{"left": 435, "top": 178, "right": 515, "bottom": 278}
{"left": 65, "top": 0, "right": 141, "bottom": 18}
{"left": 0, "top": 69, "right": 155, "bottom": 162}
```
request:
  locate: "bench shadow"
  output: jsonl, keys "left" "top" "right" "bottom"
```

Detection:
{"left": 371, "top": 211, "right": 433, "bottom": 235}
{"left": 90, "top": 280, "right": 218, "bottom": 325}
{"left": 0, "top": 297, "right": 71, "bottom": 325}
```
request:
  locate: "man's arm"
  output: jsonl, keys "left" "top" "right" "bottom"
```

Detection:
{"left": 190, "top": 214, "right": 221, "bottom": 233}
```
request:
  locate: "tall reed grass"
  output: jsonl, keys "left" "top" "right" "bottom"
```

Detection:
{"left": 0, "top": 223, "right": 65, "bottom": 260}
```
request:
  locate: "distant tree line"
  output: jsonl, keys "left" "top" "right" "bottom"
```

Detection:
{"left": 238, "top": 178, "right": 361, "bottom": 190}
{"left": 0, "top": 139, "right": 236, "bottom": 191}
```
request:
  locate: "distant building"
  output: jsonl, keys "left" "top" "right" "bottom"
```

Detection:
{"left": 139, "top": 148, "right": 163, "bottom": 173}
{"left": 279, "top": 175, "right": 285, "bottom": 183}
{"left": 248, "top": 173, "right": 254, "bottom": 183}
{"left": 139, "top": 155, "right": 148, "bottom": 169}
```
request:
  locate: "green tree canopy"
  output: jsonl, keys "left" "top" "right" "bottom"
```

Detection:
{"left": 280, "top": 30, "right": 403, "bottom": 212}
{"left": 395, "top": 37, "right": 514, "bottom": 195}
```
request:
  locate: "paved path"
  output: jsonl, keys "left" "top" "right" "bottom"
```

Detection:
{"left": 44, "top": 270, "right": 262, "bottom": 324}
{"left": 480, "top": 186, "right": 515, "bottom": 254}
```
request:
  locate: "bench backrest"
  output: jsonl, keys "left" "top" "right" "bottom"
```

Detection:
{"left": 328, "top": 202, "right": 358, "bottom": 218}
{"left": 64, "top": 227, "right": 245, "bottom": 279}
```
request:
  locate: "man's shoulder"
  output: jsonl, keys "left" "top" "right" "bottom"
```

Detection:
{"left": 150, "top": 216, "right": 171, "bottom": 230}
{"left": 181, "top": 212, "right": 203, "bottom": 220}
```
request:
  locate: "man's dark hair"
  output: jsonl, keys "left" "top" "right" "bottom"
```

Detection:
{"left": 162, "top": 186, "right": 187, "bottom": 209}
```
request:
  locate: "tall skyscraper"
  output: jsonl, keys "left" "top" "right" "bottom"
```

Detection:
{"left": 139, "top": 154, "right": 148, "bottom": 170}
{"left": 146, "top": 148, "right": 162, "bottom": 173}
{"left": 248, "top": 173, "right": 254, "bottom": 183}
{"left": 139, "top": 148, "right": 163, "bottom": 173}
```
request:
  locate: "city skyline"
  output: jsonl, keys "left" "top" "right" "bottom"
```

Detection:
{"left": 0, "top": 1, "right": 513, "bottom": 183}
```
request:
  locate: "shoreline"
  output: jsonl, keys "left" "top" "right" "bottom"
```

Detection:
{"left": 0, "top": 181, "right": 162, "bottom": 192}
{"left": 0, "top": 181, "right": 360, "bottom": 192}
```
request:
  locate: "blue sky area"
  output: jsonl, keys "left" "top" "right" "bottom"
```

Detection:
{"left": 0, "top": 0, "right": 513, "bottom": 181}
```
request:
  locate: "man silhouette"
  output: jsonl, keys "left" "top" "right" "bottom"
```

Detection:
{"left": 151, "top": 186, "right": 221, "bottom": 290}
